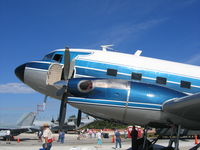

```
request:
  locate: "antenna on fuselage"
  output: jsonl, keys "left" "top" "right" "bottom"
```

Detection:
{"left": 134, "top": 50, "right": 142, "bottom": 56}
{"left": 101, "top": 45, "right": 114, "bottom": 52}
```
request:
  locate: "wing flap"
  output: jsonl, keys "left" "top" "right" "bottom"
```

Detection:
{"left": 163, "top": 93, "right": 200, "bottom": 122}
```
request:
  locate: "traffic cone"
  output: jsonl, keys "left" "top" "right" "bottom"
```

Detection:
{"left": 195, "top": 135, "right": 199, "bottom": 144}
{"left": 112, "top": 135, "right": 115, "bottom": 143}
{"left": 17, "top": 138, "right": 20, "bottom": 143}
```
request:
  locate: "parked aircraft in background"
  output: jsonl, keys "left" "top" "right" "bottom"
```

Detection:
{"left": 51, "top": 115, "right": 96, "bottom": 132}
{"left": 32, "top": 115, "right": 96, "bottom": 133}
{"left": 0, "top": 112, "right": 36, "bottom": 138}
{"left": 59, "top": 115, "right": 96, "bottom": 132}
{"left": 15, "top": 46, "right": 200, "bottom": 149}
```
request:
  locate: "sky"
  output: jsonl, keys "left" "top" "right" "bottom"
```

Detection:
{"left": 0, "top": 0, "right": 200, "bottom": 124}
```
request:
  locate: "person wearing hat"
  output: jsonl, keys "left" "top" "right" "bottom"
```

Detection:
{"left": 130, "top": 126, "right": 138, "bottom": 150}
{"left": 42, "top": 123, "right": 53, "bottom": 150}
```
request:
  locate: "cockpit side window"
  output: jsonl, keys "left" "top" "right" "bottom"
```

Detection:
{"left": 52, "top": 54, "right": 63, "bottom": 62}
{"left": 42, "top": 52, "right": 54, "bottom": 61}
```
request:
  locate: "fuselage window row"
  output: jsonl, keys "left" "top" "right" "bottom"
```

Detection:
{"left": 106, "top": 69, "right": 191, "bottom": 89}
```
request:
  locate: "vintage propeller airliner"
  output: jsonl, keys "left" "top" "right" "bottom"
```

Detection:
{"left": 15, "top": 46, "right": 200, "bottom": 149}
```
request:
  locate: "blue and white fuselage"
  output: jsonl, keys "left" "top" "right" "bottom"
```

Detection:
{"left": 15, "top": 48, "right": 200, "bottom": 129}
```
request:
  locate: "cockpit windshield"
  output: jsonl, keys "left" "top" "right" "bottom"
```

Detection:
{"left": 42, "top": 52, "right": 54, "bottom": 61}
{"left": 42, "top": 52, "right": 63, "bottom": 63}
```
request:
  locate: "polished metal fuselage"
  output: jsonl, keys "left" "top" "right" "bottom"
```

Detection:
{"left": 19, "top": 49, "right": 200, "bottom": 129}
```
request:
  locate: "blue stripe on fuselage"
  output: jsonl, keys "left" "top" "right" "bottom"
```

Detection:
{"left": 26, "top": 62, "right": 50, "bottom": 70}
{"left": 128, "top": 102, "right": 161, "bottom": 110}
{"left": 68, "top": 97, "right": 126, "bottom": 107}
{"left": 68, "top": 97, "right": 161, "bottom": 110}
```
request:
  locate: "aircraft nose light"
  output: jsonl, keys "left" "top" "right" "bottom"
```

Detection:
{"left": 15, "top": 64, "right": 26, "bottom": 82}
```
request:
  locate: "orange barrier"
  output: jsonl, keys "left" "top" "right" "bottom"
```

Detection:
{"left": 112, "top": 135, "right": 115, "bottom": 143}
{"left": 17, "top": 138, "right": 20, "bottom": 143}
{"left": 195, "top": 135, "right": 199, "bottom": 144}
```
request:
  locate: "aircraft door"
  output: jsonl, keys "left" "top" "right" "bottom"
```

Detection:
{"left": 46, "top": 63, "right": 63, "bottom": 85}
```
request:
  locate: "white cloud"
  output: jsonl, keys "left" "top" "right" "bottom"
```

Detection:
{"left": 0, "top": 83, "right": 35, "bottom": 94}
{"left": 89, "top": 18, "right": 168, "bottom": 48}
{"left": 185, "top": 54, "right": 200, "bottom": 65}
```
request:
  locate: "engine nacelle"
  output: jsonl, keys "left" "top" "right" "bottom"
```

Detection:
{"left": 68, "top": 78, "right": 187, "bottom": 105}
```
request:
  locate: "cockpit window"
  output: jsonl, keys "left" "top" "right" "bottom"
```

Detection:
{"left": 42, "top": 52, "right": 54, "bottom": 61}
{"left": 78, "top": 80, "right": 93, "bottom": 93}
{"left": 52, "top": 54, "right": 63, "bottom": 62}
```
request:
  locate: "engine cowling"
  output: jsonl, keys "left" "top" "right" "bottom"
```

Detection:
{"left": 68, "top": 78, "right": 187, "bottom": 105}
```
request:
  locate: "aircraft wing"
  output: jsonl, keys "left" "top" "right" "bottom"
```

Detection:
{"left": 0, "top": 128, "right": 29, "bottom": 136}
{"left": 163, "top": 93, "right": 200, "bottom": 122}
{"left": 0, "top": 112, "right": 37, "bottom": 136}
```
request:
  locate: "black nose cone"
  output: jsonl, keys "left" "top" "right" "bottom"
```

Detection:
{"left": 15, "top": 64, "right": 26, "bottom": 82}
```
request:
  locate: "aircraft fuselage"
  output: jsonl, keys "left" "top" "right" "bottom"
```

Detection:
{"left": 15, "top": 49, "right": 200, "bottom": 129}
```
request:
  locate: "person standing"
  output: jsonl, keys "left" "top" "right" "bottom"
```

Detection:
{"left": 130, "top": 126, "right": 138, "bottom": 150}
{"left": 124, "top": 129, "right": 128, "bottom": 139}
{"left": 42, "top": 123, "right": 53, "bottom": 150}
{"left": 6, "top": 130, "right": 11, "bottom": 144}
{"left": 57, "top": 130, "right": 61, "bottom": 142}
{"left": 60, "top": 130, "right": 65, "bottom": 144}
{"left": 96, "top": 130, "right": 102, "bottom": 148}
{"left": 38, "top": 129, "right": 43, "bottom": 142}
{"left": 115, "top": 129, "right": 122, "bottom": 149}
{"left": 88, "top": 129, "right": 92, "bottom": 138}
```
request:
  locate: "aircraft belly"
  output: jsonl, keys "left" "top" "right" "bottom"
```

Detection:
{"left": 124, "top": 108, "right": 164, "bottom": 126}
{"left": 69, "top": 102, "right": 126, "bottom": 122}
{"left": 69, "top": 102, "right": 165, "bottom": 126}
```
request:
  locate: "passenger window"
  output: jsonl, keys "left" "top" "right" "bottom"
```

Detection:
{"left": 156, "top": 77, "right": 167, "bottom": 85}
{"left": 107, "top": 69, "right": 117, "bottom": 76}
{"left": 52, "top": 54, "right": 63, "bottom": 62}
{"left": 180, "top": 80, "right": 191, "bottom": 89}
{"left": 131, "top": 72, "right": 142, "bottom": 80}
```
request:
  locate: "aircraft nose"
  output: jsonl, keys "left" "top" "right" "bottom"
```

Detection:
{"left": 15, "top": 63, "right": 26, "bottom": 82}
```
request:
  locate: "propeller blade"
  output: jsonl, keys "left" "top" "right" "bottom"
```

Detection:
{"left": 58, "top": 93, "right": 67, "bottom": 130}
{"left": 77, "top": 110, "right": 82, "bottom": 127}
{"left": 63, "top": 47, "right": 70, "bottom": 80}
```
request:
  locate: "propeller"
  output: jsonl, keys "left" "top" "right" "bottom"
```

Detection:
{"left": 63, "top": 47, "right": 71, "bottom": 80}
{"left": 57, "top": 47, "right": 72, "bottom": 130}
{"left": 58, "top": 92, "right": 67, "bottom": 129}
{"left": 77, "top": 110, "right": 82, "bottom": 127}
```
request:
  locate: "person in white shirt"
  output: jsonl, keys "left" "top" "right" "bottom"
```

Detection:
{"left": 96, "top": 130, "right": 102, "bottom": 147}
{"left": 42, "top": 123, "right": 53, "bottom": 150}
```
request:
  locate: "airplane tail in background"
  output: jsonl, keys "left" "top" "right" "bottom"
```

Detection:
{"left": 16, "top": 112, "right": 36, "bottom": 127}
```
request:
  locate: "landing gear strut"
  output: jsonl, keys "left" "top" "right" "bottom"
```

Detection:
{"left": 142, "top": 126, "right": 148, "bottom": 150}
{"left": 137, "top": 126, "right": 152, "bottom": 150}
{"left": 168, "top": 125, "right": 181, "bottom": 150}
{"left": 138, "top": 125, "right": 182, "bottom": 150}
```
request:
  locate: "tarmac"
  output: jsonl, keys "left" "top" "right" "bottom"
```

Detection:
{"left": 0, "top": 133, "right": 198, "bottom": 150}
